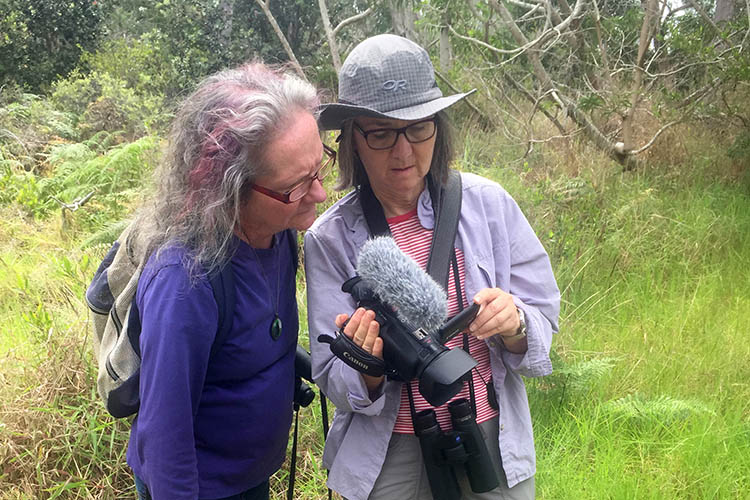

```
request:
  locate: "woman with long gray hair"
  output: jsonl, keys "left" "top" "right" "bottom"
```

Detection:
{"left": 127, "top": 62, "right": 331, "bottom": 500}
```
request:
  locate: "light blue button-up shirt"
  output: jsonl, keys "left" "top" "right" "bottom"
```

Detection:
{"left": 304, "top": 172, "right": 560, "bottom": 500}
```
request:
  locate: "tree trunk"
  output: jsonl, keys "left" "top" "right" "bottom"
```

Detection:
{"left": 254, "top": 0, "right": 306, "bottom": 79}
{"left": 715, "top": 0, "right": 739, "bottom": 22}
{"left": 440, "top": 24, "right": 451, "bottom": 71}
{"left": 218, "top": 0, "right": 234, "bottom": 50}
{"left": 592, "top": 0, "right": 611, "bottom": 88}
{"left": 318, "top": 0, "right": 341, "bottom": 73}
{"left": 622, "top": 0, "right": 659, "bottom": 152}
{"left": 389, "top": 0, "right": 420, "bottom": 42}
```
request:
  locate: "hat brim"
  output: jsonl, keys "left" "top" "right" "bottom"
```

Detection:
{"left": 318, "top": 89, "right": 476, "bottom": 131}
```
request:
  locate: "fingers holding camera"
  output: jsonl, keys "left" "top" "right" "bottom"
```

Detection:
{"left": 337, "top": 308, "right": 383, "bottom": 358}
{"left": 334, "top": 313, "right": 349, "bottom": 330}
{"left": 470, "top": 288, "right": 528, "bottom": 354}
{"left": 470, "top": 288, "right": 519, "bottom": 339}
{"left": 335, "top": 308, "right": 385, "bottom": 394}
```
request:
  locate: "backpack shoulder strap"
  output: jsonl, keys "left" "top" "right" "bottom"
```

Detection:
{"left": 208, "top": 263, "right": 236, "bottom": 359}
{"left": 287, "top": 229, "right": 299, "bottom": 271}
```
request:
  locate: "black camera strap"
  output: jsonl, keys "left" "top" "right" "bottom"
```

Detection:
{"left": 359, "top": 170, "right": 462, "bottom": 289}
{"left": 427, "top": 171, "right": 462, "bottom": 292}
{"left": 452, "top": 252, "right": 478, "bottom": 419}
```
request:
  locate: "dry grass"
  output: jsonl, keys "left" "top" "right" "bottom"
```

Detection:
{"left": 0, "top": 320, "right": 134, "bottom": 499}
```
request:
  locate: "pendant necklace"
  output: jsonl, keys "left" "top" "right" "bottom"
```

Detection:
{"left": 243, "top": 229, "right": 283, "bottom": 341}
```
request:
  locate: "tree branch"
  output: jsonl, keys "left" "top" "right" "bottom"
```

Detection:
{"left": 626, "top": 120, "right": 682, "bottom": 155}
{"left": 51, "top": 191, "right": 95, "bottom": 212}
{"left": 742, "top": 0, "right": 750, "bottom": 51}
{"left": 433, "top": 69, "right": 493, "bottom": 126}
{"left": 503, "top": 73, "right": 568, "bottom": 136}
{"left": 687, "top": 0, "right": 724, "bottom": 39}
{"left": 506, "top": 0, "right": 546, "bottom": 14}
{"left": 622, "top": 0, "right": 659, "bottom": 151}
{"left": 448, "top": 25, "right": 526, "bottom": 55}
{"left": 449, "top": 0, "right": 583, "bottom": 60}
{"left": 333, "top": 7, "right": 373, "bottom": 36}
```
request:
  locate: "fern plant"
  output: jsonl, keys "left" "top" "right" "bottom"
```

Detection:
{"left": 5, "top": 135, "right": 160, "bottom": 221}
{"left": 604, "top": 393, "right": 714, "bottom": 429}
{"left": 529, "top": 353, "right": 618, "bottom": 408}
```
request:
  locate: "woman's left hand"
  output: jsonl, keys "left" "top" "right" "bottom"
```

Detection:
{"left": 468, "top": 287, "right": 520, "bottom": 340}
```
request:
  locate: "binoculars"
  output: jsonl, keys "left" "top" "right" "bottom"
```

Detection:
{"left": 415, "top": 398, "right": 500, "bottom": 500}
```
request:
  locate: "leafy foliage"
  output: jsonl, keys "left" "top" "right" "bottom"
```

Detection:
{"left": 604, "top": 393, "right": 715, "bottom": 428}
{"left": 556, "top": 357, "right": 618, "bottom": 400}
{"left": 0, "top": 135, "right": 159, "bottom": 227}
{"left": 51, "top": 70, "right": 167, "bottom": 139}
{"left": 0, "top": 0, "right": 102, "bottom": 92}
{"left": 0, "top": 92, "right": 79, "bottom": 170}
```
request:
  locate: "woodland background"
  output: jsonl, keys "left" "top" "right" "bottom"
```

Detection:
{"left": 0, "top": 0, "right": 749, "bottom": 498}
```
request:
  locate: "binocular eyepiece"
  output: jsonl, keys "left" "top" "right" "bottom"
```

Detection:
{"left": 415, "top": 399, "right": 500, "bottom": 500}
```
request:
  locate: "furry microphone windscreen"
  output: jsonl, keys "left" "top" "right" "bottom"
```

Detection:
{"left": 357, "top": 236, "right": 447, "bottom": 333}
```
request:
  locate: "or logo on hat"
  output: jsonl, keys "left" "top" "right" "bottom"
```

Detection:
{"left": 382, "top": 80, "right": 408, "bottom": 92}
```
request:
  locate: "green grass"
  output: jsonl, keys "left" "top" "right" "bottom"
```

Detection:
{"left": 1, "top": 125, "right": 749, "bottom": 498}
{"left": 506, "top": 158, "right": 750, "bottom": 498}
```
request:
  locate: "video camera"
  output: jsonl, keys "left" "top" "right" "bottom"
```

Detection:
{"left": 319, "top": 276, "right": 480, "bottom": 407}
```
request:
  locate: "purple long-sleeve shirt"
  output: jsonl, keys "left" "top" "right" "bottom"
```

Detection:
{"left": 304, "top": 172, "right": 560, "bottom": 500}
{"left": 126, "top": 233, "right": 298, "bottom": 499}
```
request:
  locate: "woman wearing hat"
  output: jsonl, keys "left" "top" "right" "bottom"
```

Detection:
{"left": 305, "top": 34, "right": 559, "bottom": 499}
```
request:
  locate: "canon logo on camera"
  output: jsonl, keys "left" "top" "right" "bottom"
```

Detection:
{"left": 343, "top": 351, "right": 369, "bottom": 370}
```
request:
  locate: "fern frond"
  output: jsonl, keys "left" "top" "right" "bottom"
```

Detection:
{"left": 605, "top": 393, "right": 714, "bottom": 428}
{"left": 557, "top": 357, "right": 618, "bottom": 395}
{"left": 80, "top": 219, "right": 131, "bottom": 248}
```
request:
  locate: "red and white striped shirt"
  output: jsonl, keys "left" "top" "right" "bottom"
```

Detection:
{"left": 388, "top": 209, "right": 498, "bottom": 433}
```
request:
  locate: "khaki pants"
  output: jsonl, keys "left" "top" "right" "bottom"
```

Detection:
{"left": 367, "top": 416, "right": 535, "bottom": 500}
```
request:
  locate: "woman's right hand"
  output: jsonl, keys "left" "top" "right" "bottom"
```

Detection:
{"left": 335, "top": 308, "right": 385, "bottom": 392}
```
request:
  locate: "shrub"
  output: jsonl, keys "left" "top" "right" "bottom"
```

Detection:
{"left": 0, "top": 0, "right": 102, "bottom": 92}
{"left": 1, "top": 135, "right": 160, "bottom": 224}
{"left": 0, "top": 93, "right": 79, "bottom": 170}
{"left": 51, "top": 71, "right": 166, "bottom": 140}
{"left": 80, "top": 35, "right": 175, "bottom": 99}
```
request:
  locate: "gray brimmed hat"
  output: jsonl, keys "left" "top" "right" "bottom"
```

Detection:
{"left": 318, "top": 34, "right": 475, "bottom": 131}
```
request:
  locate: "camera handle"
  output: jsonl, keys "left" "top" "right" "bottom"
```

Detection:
{"left": 318, "top": 330, "right": 386, "bottom": 377}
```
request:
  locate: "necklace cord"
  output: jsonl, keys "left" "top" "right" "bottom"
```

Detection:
{"left": 240, "top": 227, "right": 283, "bottom": 338}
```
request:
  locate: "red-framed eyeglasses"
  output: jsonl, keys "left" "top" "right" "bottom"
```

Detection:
{"left": 251, "top": 144, "right": 336, "bottom": 204}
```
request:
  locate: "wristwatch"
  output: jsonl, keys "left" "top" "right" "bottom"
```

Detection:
{"left": 500, "top": 307, "right": 528, "bottom": 344}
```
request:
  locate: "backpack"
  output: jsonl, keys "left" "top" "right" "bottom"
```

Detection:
{"left": 85, "top": 224, "right": 301, "bottom": 418}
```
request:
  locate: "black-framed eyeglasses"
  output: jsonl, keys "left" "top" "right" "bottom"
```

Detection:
{"left": 251, "top": 144, "right": 336, "bottom": 204}
{"left": 354, "top": 117, "right": 437, "bottom": 150}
